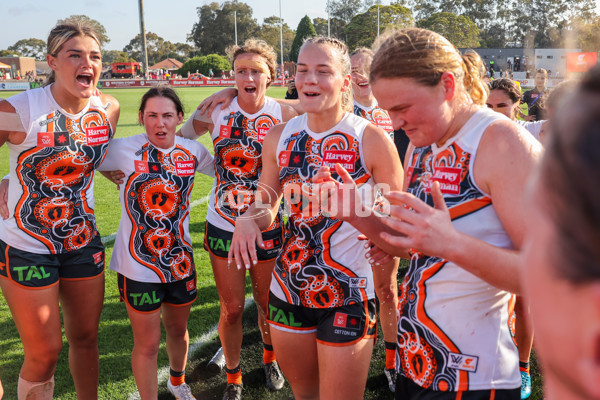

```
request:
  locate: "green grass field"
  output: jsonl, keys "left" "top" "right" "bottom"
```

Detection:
{"left": 0, "top": 87, "right": 543, "bottom": 399}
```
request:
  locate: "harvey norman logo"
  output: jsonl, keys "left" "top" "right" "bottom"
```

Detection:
{"left": 85, "top": 126, "right": 110, "bottom": 145}
{"left": 322, "top": 150, "right": 356, "bottom": 172}
{"left": 175, "top": 161, "right": 195, "bottom": 176}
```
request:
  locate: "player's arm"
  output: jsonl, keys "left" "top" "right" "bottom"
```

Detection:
{"left": 0, "top": 99, "right": 26, "bottom": 146}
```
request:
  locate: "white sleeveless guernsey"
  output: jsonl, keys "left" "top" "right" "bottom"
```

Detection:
{"left": 270, "top": 112, "right": 376, "bottom": 308}
{"left": 98, "top": 135, "right": 213, "bottom": 283}
{"left": 1, "top": 85, "right": 113, "bottom": 254}
{"left": 353, "top": 100, "right": 393, "bottom": 137}
{"left": 399, "top": 107, "right": 520, "bottom": 391}
{"left": 206, "top": 96, "right": 283, "bottom": 232}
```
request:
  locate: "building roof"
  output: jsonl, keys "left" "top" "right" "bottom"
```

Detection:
{"left": 148, "top": 58, "right": 183, "bottom": 71}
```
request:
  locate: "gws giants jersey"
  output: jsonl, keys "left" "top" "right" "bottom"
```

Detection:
{"left": 399, "top": 107, "right": 520, "bottom": 391}
{"left": 1, "top": 85, "right": 113, "bottom": 254}
{"left": 353, "top": 100, "right": 393, "bottom": 138}
{"left": 206, "top": 97, "right": 283, "bottom": 232}
{"left": 98, "top": 135, "right": 214, "bottom": 283}
{"left": 271, "top": 113, "right": 376, "bottom": 308}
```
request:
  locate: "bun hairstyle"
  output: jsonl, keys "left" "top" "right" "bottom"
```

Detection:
{"left": 300, "top": 36, "right": 353, "bottom": 111}
{"left": 370, "top": 27, "right": 488, "bottom": 105}
{"left": 541, "top": 65, "right": 600, "bottom": 282}
{"left": 45, "top": 19, "right": 103, "bottom": 86}
{"left": 226, "top": 38, "right": 277, "bottom": 87}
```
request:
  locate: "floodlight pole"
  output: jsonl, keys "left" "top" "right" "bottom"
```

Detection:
{"left": 279, "top": 0, "right": 284, "bottom": 85}
{"left": 327, "top": 0, "right": 330, "bottom": 37}
{"left": 234, "top": 10, "right": 238, "bottom": 46}
{"left": 138, "top": 0, "right": 149, "bottom": 79}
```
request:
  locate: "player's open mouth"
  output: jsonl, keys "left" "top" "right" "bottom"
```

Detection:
{"left": 76, "top": 73, "right": 93, "bottom": 87}
{"left": 155, "top": 131, "right": 167, "bottom": 136}
{"left": 304, "top": 91, "right": 320, "bottom": 97}
{"left": 357, "top": 82, "right": 369, "bottom": 87}
{"left": 244, "top": 87, "right": 256, "bottom": 93}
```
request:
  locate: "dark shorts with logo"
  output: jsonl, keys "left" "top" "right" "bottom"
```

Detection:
{"left": 267, "top": 292, "right": 377, "bottom": 345}
{"left": 0, "top": 236, "right": 105, "bottom": 288}
{"left": 395, "top": 376, "right": 520, "bottom": 400}
{"left": 203, "top": 221, "right": 283, "bottom": 261}
{"left": 118, "top": 271, "right": 197, "bottom": 313}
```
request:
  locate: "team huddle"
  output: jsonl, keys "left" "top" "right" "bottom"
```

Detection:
{"left": 0, "top": 17, "right": 599, "bottom": 400}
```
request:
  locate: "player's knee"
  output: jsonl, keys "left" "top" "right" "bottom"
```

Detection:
{"left": 65, "top": 326, "right": 98, "bottom": 349}
{"left": 134, "top": 338, "right": 160, "bottom": 358}
{"left": 220, "top": 301, "right": 244, "bottom": 325}
{"left": 26, "top": 341, "right": 62, "bottom": 374}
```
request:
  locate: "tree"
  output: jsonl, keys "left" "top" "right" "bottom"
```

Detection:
{"left": 102, "top": 50, "right": 135, "bottom": 65}
{"left": 57, "top": 15, "right": 110, "bottom": 45}
{"left": 329, "top": 0, "right": 374, "bottom": 24}
{"left": 123, "top": 32, "right": 178, "bottom": 66}
{"left": 257, "top": 16, "right": 295, "bottom": 62}
{"left": 417, "top": 12, "right": 480, "bottom": 48}
{"left": 188, "top": 1, "right": 259, "bottom": 55}
{"left": 312, "top": 17, "right": 347, "bottom": 39}
{"left": 345, "top": 4, "right": 414, "bottom": 50}
{"left": 8, "top": 38, "right": 46, "bottom": 60}
{"left": 0, "top": 49, "right": 20, "bottom": 57}
{"left": 177, "top": 54, "right": 231, "bottom": 77}
{"left": 289, "top": 16, "right": 317, "bottom": 62}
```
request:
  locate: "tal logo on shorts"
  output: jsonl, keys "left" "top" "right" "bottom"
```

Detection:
{"left": 333, "top": 312, "right": 361, "bottom": 330}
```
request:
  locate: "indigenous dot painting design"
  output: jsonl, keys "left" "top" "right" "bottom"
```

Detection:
{"left": 353, "top": 103, "right": 393, "bottom": 135}
{"left": 274, "top": 126, "right": 372, "bottom": 309}
{"left": 396, "top": 143, "right": 495, "bottom": 391}
{"left": 125, "top": 144, "right": 198, "bottom": 282}
{"left": 15, "top": 107, "right": 112, "bottom": 253}
{"left": 212, "top": 110, "right": 281, "bottom": 228}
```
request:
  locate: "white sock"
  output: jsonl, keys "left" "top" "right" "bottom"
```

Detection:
{"left": 17, "top": 375, "right": 54, "bottom": 400}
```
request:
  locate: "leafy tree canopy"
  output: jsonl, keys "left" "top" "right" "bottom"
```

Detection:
{"left": 417, "top": 12, "right": 480, "bottom": 48}
{"left": 57, "top": 15, "right": 110, "bottom": 45}
{"left": 8, "top": 38, "right": 46, "bottom": 60}
{"left": 346, "top": 4, "right": 414, "bottom": 50}
{"left": 289, "top": 15, "right": 317, "bottom": 62}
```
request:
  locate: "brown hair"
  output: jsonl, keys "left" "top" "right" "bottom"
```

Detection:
{"left": 535, "top": 68, "right": 549, "bottom": 79}
{"left": 226, "top": 38, "right": 277, "bottom": 87}
{"left": 45, "top": 19, "right": 103, "bottom": 86}
{"left": 300, "top": 36, "right": 353, "bottom": 111}
{"left": 488, "top": 78, "right": 522, "bottom": 104}
{"left": 370, "top": 28, "right": 488, "bottom": 105}
{"left": 541, "top": 65, "right": 600, "bottom": 282}
{"left": 139, "top": 86, "right": 184, "bottom": 119}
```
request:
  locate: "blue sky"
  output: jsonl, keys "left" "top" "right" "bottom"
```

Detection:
{"left": 2, "top": 0, "right": 599, "bottom": 52}
{"left": 1, "top": 0, "right": 344, "bottom": 51}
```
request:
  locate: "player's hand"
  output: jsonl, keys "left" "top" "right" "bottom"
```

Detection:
{"left": 197, "top": 88, "right": 237, "bottom": 116}
{"left": 228, "top": 216, "right": 263, "bottom": 270}
{"left": 358, "top": 235, "right": 397, "bottom": 266}
{"left": 100, "top": 170, "right": 125, "bottom": 189}
{"left": 381, "top": 181, "right": 459, "bottom": 259}
{"left": 312, "top": 163, "right": 365, "bottom": 223}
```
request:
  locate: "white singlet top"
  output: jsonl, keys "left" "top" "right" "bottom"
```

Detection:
{"left": 270, "top": 112, "right": 376, "bottom": 308}
{"left": 98, "top": 134, "right": 213, "bottom": 283}
{"left": 206, "top": 96, "right": 283, "bottom": 232}
{"left": 1, "top": 85, "right": 113, "bottom": 254}
{"left": 400, "top": 107, "right": 520, "bottom": 391}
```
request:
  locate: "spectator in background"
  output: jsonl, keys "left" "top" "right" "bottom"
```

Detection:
{"left": 522, "top": 68, "right": 549, "bottom": 121}
{"left": 284, "top": 78, "right": 298, "bottom": 99}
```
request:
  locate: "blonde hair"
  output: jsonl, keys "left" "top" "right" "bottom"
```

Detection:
{"left": 226, "top": 38, "right": 277, "bottom": 87}
{"left": 300, "top": 36, "right": 353, "bottom": 111}
{"left": 370, "top": 28, "right": 488, "bottom": 105}
{"left": 45, "top": 19, "right": 103, "bottom": 86}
